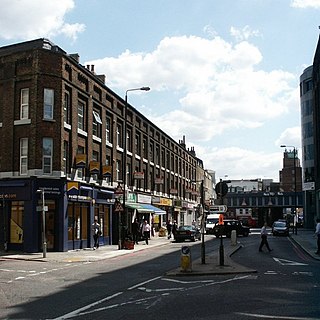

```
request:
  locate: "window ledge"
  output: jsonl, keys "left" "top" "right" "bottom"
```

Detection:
{"left": 77, "top": 128, "right": 88, "bottom": 137}
{"left": 14, "top": 119, "right": 31, "bottom": 125}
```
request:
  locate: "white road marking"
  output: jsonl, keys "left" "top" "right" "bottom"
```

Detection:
{"left": 50, "top": 292, "right": 124, "bottom": 320}
{"left": 273, "top": 257, "right": 308, "bottom": 266}
{"left": 236, "top": 312, "right": 318, "bottom": 319}
{"left": 127, "top": 276, "right": 161, "bottom": 290}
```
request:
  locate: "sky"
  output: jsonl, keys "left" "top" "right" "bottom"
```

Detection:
{"left": 1, "top": 0, "right": 319, "bottom": 182}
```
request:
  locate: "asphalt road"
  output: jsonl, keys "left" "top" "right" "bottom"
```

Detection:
{"left": 1, "top": 233, "right": 319, "bottom": 320}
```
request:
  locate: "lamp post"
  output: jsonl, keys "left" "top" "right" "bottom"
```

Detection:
{"left": 36, "top": 189, "right": 47, "bottom": 258}
{"left": 192, "top": 179, "right": 206, "bottom": 264}
{"left": 215, "top": 177, "right": 231, "bottom": 266}
{"left": 120, "top": 86, "right": 150, "bottom": 249}
{"left": 280, "top": 145, "right": 297, "bottom": 235}
{"left": 199, "top": 180, "right": 205, "bottom": 264}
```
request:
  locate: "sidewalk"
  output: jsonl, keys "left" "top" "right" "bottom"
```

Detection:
{"left": 289, "top": 228, "right": 320, "bottom": 261}
{"left": 0, "top": 229, "right": 318, "bottom": 276}
{"left": 0, "top": 236, "right": 169, "bottom": 263}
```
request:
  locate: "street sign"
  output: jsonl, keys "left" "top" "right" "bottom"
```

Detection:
{"left": 36, "top": 206, "right": 48, "bottom": 212}
{"left": 209, "top": 205, "right": 227, "bottom": 213}
{"left": 114, "top": 200, "right": 123, "bottom": 212}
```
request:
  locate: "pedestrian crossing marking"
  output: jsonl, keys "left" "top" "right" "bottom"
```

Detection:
{"left": 273, "top": 257, "right": 307, "bottom": 266}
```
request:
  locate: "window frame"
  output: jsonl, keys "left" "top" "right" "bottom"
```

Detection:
{"left": 44, "top": 88, "right": 54, "bottom": 120}
{"left": 20, "top": 138, "right": 28, "bottom": 175}
{"left": 43, "top": 137, "right": 53, "bottom": 174}
{"left": 20, "top": 88, "right": 29, "bottom": 120}
{"left": 77, "top": 100, "right": 85, "bottom": 131}
{"left": 92, "top": 110, "right": 102, "bottom": 138}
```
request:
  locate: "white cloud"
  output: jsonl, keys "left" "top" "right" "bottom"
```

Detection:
{"left": 275, "top": 126, "right": 302, "bottom": 149}
{"left": 88, "top": 34, "right": 297, "bottom": 144}
{"left": 0, "top": 0, "right": 85, "bottom": 41}
{"left": 291, "top": 0, "right": 320, "bottom": 8}
{"left": 230, "top": 25, "right": 261, "bottom": 42}
{"left": 195, "top": 145, "right": 282, "bottom": 181}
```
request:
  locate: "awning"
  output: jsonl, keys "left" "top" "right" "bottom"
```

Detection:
{"left": 141, "top": 204, "right": 166, "bottom": 215}
{"left": 125, "top": 203, "right": 151, "bottom": 213}
{"left": 125, "top": 203, "right": 166, "bottom": 215}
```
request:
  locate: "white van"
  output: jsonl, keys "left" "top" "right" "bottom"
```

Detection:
{"left": 205, "top": 214, "right": 220, "bottom": 234}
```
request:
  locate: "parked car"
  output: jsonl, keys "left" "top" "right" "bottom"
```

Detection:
{"left": 212, "top": 219, "right": 250, "bottom": 238}
{"left": 272, "top": 221, "right": 289, "bottom": 236}
{"left": 174, "top": 225, "right": 201, "bottom": 242}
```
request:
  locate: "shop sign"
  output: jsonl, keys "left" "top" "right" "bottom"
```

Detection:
{"left": 127, "top": 192, "right": 137, "bottom": 202}
{"left": 159, "top": 198, "right": 172, "bottom": 206}
{"left": 75, "top": 154, "right": 87, "bottom": 168}
{"left": 67, "top": 182, "right": 79, "bottom": 195}
{"left": 174, "top": 199, "right": 182, "bottom": 207}
{"left": 0, "top": 193, "right": 17, "bottom": 200}
{"left": 102, "top": 165, "right": 112, "bottom": 177}
{"left": 89, "top": 161, "right": 100, "bottom": 175}
{"left": 137, "top": 193, "right": 151, "bottom": 204}
{"left": 68, "top": 195, "right": 92, "bottom": 201}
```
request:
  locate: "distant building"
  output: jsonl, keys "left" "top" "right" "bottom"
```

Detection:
{"left": 299, "top": 65, "right": 316, "bottom": 228}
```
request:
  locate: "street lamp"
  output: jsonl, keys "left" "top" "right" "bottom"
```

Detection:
{"left": 280, "top": 145, "right": 297, "bottom": 234}
{"left": 120, "top": 86, "right": 150, "bottom": 249}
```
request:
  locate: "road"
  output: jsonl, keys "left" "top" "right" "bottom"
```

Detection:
{"left": 0, "top": 231, "right": 319, "bottom": 320}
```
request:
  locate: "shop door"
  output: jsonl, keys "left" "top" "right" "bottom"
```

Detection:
{"left": 45, "top": 200, "right": 56, "bottom": 251}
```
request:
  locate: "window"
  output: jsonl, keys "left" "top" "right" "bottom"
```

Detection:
{"left": 135, "top": 132, "right": 140, "bottom": 155}
{"left": 92, "top": 151, "right": 99, "bottom": 181}
{"left": 43, "top": 138, "right": 53, "bottom": 174}
{"left": 92, "top": 110, "right": 102, "bottom": 137}
{"left": 78, "top": 100, "right": 85, "bottom": 131}
{"left": 20, "top": 138, "right": 28, "bottom": 175}
{"left": 126, "top": 128, "right": 132, "bottom": 152}
{"left": 116, "top": 160, "right": 121, "bottom": 182}
{"left": 20, "top": 88, "right": 29, "bottom": 120}
{"left": 143, "top": 138, "right": 147, "bottom": 158}
{"left": 64, "top": 91, "right": 71, "bottom": 124}
{"left": 106, "top": 116, "right": 112, "bottom": 143}
{"left": 116, "top": 123, "right": 122, "bottom": 148}
{"left": 44, "top": 88, "right": 54, "bottom": 120}
{"left": 77, "top": 146, "right": 85, "bottom": 179}
{"left": 63, "top": 141, "right": 69, "bottom": 175}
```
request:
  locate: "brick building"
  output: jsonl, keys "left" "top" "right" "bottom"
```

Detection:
{"left": 0, "top": 38, "right": 202, "bottom": 253}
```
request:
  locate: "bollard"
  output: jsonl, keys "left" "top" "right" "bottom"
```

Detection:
{"left": 231, "top": 230, "right": 237, "bottom": 246}
{"left": 180, "top": 246, "right": 192, "bottom": 272}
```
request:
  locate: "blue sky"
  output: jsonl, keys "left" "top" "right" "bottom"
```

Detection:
{"left": 1, "top": 0, "right": 320, "bottom": 181}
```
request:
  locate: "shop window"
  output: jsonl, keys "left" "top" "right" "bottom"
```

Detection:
{"left": 68, "top": 203, "right": 88, "bottom": 242}
{"left": 10, "top": 201, "right": 24, "bottom": 244}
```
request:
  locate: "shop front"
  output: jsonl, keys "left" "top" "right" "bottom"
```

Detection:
{"left": 0, "top": 177, "right": 64, "bottom": 253}
{"left": 67, "top": 182, "right": 114, "bottom": 250}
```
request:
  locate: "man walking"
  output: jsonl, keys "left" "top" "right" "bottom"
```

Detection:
{"left": 259, "top": 222, "right": 272, "bottom": 252}
{"left": 142, "top": 220, "right": 151, "bottom": 245}
{"left": 132, "top": 218, "right": 140, "bottom": 244}
{"left": 92, "top": 217, "right": 101, "bottom": 250}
